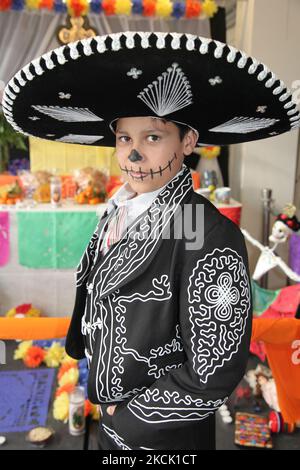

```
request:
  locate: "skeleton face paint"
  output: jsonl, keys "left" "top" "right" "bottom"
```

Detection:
{"left": 128, "top": 149, "right": 143, "bottom": 162}
{"left": 119, "top": 152, "right": 178, "bottom": 181}
{"left": 115, "top": 116, "right": 196, "bottom": 194}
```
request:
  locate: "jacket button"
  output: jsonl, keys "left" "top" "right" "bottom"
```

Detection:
{"left": 87, "top": 283, "right": 94, "bottom": 294}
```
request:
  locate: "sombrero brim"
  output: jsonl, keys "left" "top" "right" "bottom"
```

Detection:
{"left": 2, "top": 31, "right": 300, "bottom": 147}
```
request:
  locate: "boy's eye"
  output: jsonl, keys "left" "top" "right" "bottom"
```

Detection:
{"left": 147, "top": 135, "right": 160, "bottom": 142}
{"left": 117, "top": 135, "right": 160, "bottom": 143}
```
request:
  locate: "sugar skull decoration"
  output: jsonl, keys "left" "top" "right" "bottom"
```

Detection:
{"left": 269, "top": 203, "right": 300, "bottom": 245}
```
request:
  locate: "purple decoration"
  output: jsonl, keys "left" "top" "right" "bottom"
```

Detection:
{"left": 172, "top": 1, "right": 185, "bottom": 19}
{"left": 54, "top": 0, "right": 67, "bottom": 13}
{"left": 132, "top": 0, "right": 143, "bottom": 15}
{"left": 90, "top": 0, "right": 102, "bottom": 14}
{"left": 78, "top": 358, "right": 88, "bottom": 369}
{"left": 289, "top": 232, "right": 300, "bottom": 275}
{"left": 0, "top": 369, "right": 55, "bottom": 433}
{"left": 8, "top": 158, "right": 29, "bottom": 176}
{"left": 79, "top": 369, "right": 88, "bottom": 385}
{"left": 11, "top": 0, "right": 24, "bottom": 11}
{"left": 33, "top": 338, "right": 65, "bottom": 348}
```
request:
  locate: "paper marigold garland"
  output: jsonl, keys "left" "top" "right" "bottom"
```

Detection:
{"left": 14, "top": 340, "right": 33, "bottom": 360}
{"left": 102, "top": 0, "right": 116, "bottom": 15}
{"left": 44, "top": 341, "right": 65, "bottom": 368}
{"left": 156, "top": 0, "right": 172, "bottom": 17}
{"left": 2, "top": 0, "right": 219, "bottom": 18}
{"left": 5, "top": 303, "right": 41, "bottom": 318}
{"left": 53, "top": 391, "right": 70, "bottom": 421}
{"left": 115, "top": 0, "right": 131, "bottom": 15}
{"left": 55, "top": 383, "right": 76, "bottom": 397}
{"left": 202, "top": 0, "right": 218, "bottom": 17}
{"left": 58, "top": 366, "right": 79, "bottom": 387}
{"left": 23, "top": 345, "right": 46, "bottom": 368}
{"left": 186, "top": 0, "right": 202, "bottom": 18}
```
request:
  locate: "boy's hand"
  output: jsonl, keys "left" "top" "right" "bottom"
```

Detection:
{"left": 107, "top": 405, "right": 117, "bottom": 416}
{"left": 98, "top": 405, "right": 117, "bottom": 417}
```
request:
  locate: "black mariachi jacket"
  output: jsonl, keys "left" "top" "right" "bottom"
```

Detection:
{"left": 66, "top": 164, "right": 253, "bottom": 450}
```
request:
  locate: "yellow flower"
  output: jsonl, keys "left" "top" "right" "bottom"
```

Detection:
{"left": 156, "top": 0, "right": 173, "bottom": 17}
{"left": 58, "top": 366, "right": 79, "bottom": 387}
{"left": 66, "top": 0, "right": 89, "bottom": 17}
{"left": 44, "top": 342, "right": 65, "bottom": 368}
{"left": 91, "top": 404, "right": 100, "bottom": 421}
{"left": 27, "top": 307, "right": 41, "bottom": 317}
{"left": 53, "top": 392, "right": 69, "bottom": 421}
{"left": 60, "top": 352, "right": 78, "bottom": 366}
{"left": 14, "top": 341, "right": 33, "bottom": 360}
{"left": 25, "top": 0, "right": 40, "bottom": 9}
{"left": 115, "top": 0, "right": 132, "bottom": 15}
{"left": 5, "top": 308, "right": 16, "bottom": 318}
{"left": 202, "top": 0, "right": 218, "bottom": 18}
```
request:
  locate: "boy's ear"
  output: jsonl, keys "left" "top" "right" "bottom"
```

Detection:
{"left": 183, "top": 130, "right": 198, "bottom": 156}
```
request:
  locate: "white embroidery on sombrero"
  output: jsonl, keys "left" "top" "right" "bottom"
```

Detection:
{"left": 291, "top": 119, "right": 300, "bottom": 129}
{"left": 56, "top": 134, "right": 104, "bottom": 144}
{"left": 2, "top": 32, "right": 299, "bottom": 144}
{"left": 256, "top": 105, "right": 267, "bottom": 113}
{"left": 137, "top": 63, "right": 193, "bottom": 116}
{"left": 209, "top": 116, "right": 280, "bottom": 134}
{"left": 28, "top": 116, "right": 40, "bottom": 121}
{"left": 58, "top": 92, "right": 71, "bottom": 99}
{"left": 127, "top": 67, "right": 142, "bottom": 79}
{"left": 208, "top": 76, "right": 222, "bottom": 86}
{"left": 31, "top": 105, "right": 104, "bottom": 122}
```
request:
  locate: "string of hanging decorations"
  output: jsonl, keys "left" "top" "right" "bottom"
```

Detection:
{"left": 0, "top": 0, "right": 219, "bottom": 19}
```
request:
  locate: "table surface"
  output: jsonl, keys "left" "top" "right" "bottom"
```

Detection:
{"left": 0, "top": 200, "right": 108, "bottom": 214}
{"left": 0, "top": 341, "right": 99, "bottom": 450}
{"left": 1, "top": 342, "right": 299, "bottom": 450}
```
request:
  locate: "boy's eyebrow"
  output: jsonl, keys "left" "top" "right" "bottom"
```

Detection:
{"left": 116, "top": 129, "right": 167, "bottom": 134}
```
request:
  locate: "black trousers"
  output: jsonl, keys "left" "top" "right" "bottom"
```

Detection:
{"left": 97, "top": 404, "right": 216, "bottom": 451}
{"left": 97, "top": 422, "right": 122, "bottom": 450}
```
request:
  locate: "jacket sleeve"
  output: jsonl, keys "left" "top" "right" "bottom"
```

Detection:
{"left": 110, "top": 215, "right": 253, "bottom": 449}
{"left": 65, "top": 212, "right": 107, "bottom": 360}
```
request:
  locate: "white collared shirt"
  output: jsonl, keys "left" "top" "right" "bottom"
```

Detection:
{"left": 100, "top": 165, "right": 185, "bottom": 255}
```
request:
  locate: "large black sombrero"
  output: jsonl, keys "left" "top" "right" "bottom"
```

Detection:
{"left": 2, "top": 31, "right": 300, "bottom": 147}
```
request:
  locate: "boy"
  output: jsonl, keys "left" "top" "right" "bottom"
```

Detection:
{"left": 2, "top": 31, "right": 299, "bottom": 450}
{"left": 66, "top": 114, "right": 252, "bottom": 450}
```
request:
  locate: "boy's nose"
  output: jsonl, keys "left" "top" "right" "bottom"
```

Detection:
{"left": 128, "top": 149, "right": 143, "bottom": 162}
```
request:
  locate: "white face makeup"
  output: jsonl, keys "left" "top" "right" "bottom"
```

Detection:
{"left": 114, "top": 116, "right": 198, "bottom": 195}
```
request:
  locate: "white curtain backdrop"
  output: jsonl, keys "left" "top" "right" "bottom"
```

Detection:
{"left": 0, "top": 9, "right": 211, "bottom": 87}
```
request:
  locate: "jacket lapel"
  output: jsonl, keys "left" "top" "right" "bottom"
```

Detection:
{"left": 86, "top": 164, "right": 194, "bottom": 300}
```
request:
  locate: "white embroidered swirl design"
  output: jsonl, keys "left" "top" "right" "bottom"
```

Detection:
{"left": 188, "top": 247, "right": 251, "bottom": 384}
{"left": 205, "top": 271, "right": 240, "bottom": 321}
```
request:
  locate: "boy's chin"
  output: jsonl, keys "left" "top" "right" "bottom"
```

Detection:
{"left": 126, "top": 178, "right": 161, "bottom": 193}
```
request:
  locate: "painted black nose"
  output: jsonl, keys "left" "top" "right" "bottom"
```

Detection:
{"left": 128, "top": 149, "right": 143, "bottom": 162}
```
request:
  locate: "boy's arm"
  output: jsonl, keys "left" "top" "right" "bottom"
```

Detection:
{"left": 110, "top": 217, "right": 253, "bottom": 449}
{"left": 65, "top": 216, "right": 105, "bottom": 359}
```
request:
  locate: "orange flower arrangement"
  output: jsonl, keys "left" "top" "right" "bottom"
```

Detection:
{"left": 143, "top": 0, "right": 156, "bottom": 16}
{"left": 24, "top": 345, "right": 46, "bottom": 368}
{"left": 186, "top": 0, "right": 202, "bottom": 18}
{"left": 102, "top": 0, "right": 116, "bottom": 15}
{"left": 57, "top": 362, "right": 77, "bottom": 381}
{"left": 55, "top": 383, "right": 76, "bottom": 398}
